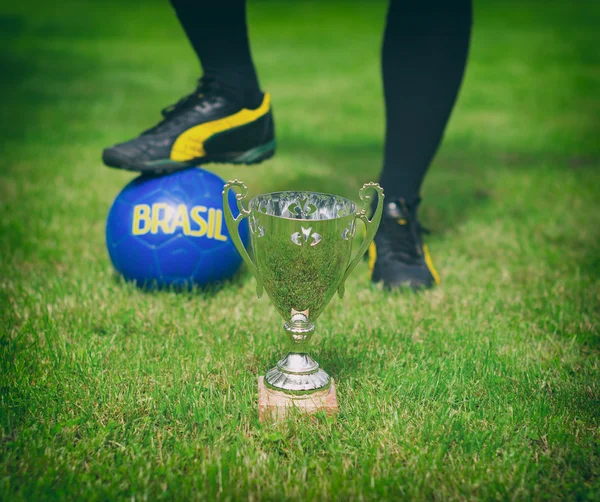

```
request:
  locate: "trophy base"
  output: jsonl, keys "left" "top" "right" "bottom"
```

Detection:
{"left": 264, "top": 352, "right": 330, "bottom": 393}
{"left": 258, "top": 376, "right": 338, "bottom": 422}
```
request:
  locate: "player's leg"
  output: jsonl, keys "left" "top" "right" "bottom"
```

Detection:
{"left": 370, "top": 0, "right": 472, "bottom": 289}
{"left": 103, "top": 0, "right": 275, "bottom": 174}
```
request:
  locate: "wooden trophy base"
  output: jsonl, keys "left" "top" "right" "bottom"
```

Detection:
{"left": 258, "top": 376, "right": 339, "bottom": 422}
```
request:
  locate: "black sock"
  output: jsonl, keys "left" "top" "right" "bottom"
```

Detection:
{"left": 379, "top": 0, "right": 472, "bottom": 205}
{"left": 170, "top": 0, "right": 263, "bottom": 109}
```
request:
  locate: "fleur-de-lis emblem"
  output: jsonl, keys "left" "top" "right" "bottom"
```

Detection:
{"left": 249, "top": 214, "right": 265, "bottom": 237}
{"left": 342, "top": 221, "right": 356, "bottom": 240}
{"left": 337, "top": 205, "right": 349, "bottom": 218}
{"left": 288, "top": 197, "right": 317, "bottom": 218}
{"left": 291, "top": 226, "right": 322, "bottom": 247}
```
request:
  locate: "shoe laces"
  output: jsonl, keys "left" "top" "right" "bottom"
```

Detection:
{"left": 379, "top": 199, "right": 430, "bottom": 264}
{"left": 160, "top": 76, "right": 222, "bottom": 118}
{"left": 142, "top": 76, "right": 222, "bottom": 134}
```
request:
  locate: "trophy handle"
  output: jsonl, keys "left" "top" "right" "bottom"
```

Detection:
{"left": 222, "top": 180, "right": 264, "bottom": 298}
{"left": 338, "top": 182, "right": 385, "bottom": 298}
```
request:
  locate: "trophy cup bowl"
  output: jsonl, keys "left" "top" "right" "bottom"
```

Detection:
{"left": 223, "top": 181, "right": 384, "bottom": 414}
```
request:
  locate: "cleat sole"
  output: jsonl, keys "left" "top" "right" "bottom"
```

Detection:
{"left": 104, "top": 140, "right": 276, "bottom": 174}
{"left": 229, "top": 140, "right": 276, "bottom": 164}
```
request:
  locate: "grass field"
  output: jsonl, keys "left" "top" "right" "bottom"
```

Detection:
{"left": 1, "top": 0, "right": 599, "bottom": 499}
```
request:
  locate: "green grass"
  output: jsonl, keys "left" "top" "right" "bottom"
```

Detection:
{"left": 1, "top": 0, "right": 599, "bottom": 499}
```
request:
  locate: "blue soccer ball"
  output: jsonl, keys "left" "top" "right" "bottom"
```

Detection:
{"left": 106, "top": 167, "right": 248, "bottom": 288}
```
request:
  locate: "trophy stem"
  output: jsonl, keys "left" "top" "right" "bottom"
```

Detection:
{"left": 264, "top": 313, "right": 331, "bottom": 395}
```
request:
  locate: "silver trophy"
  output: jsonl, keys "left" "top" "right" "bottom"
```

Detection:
{"left": 223, "top": 181, "right": 384, "bottom": 401}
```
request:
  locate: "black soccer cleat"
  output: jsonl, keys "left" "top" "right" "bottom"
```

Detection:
{"left": 102, "top": 77, "right": 275, "bottom": 174}
{"left": 369, "top": 197, "right": 440, "bottom": 290}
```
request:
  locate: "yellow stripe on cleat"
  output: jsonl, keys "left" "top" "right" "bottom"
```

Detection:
{"left": 170, "top": 93, "right": 272, "bottom": 162}
{"left": 423, "top": 244, "right": 440, "bottom": 285}
{"left": 368, "top": 241, "right": 377, "bottom": 279}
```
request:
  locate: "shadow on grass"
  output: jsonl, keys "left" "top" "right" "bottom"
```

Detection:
{"left": 109, "top": 267, "right": 252, "bottom": 298}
